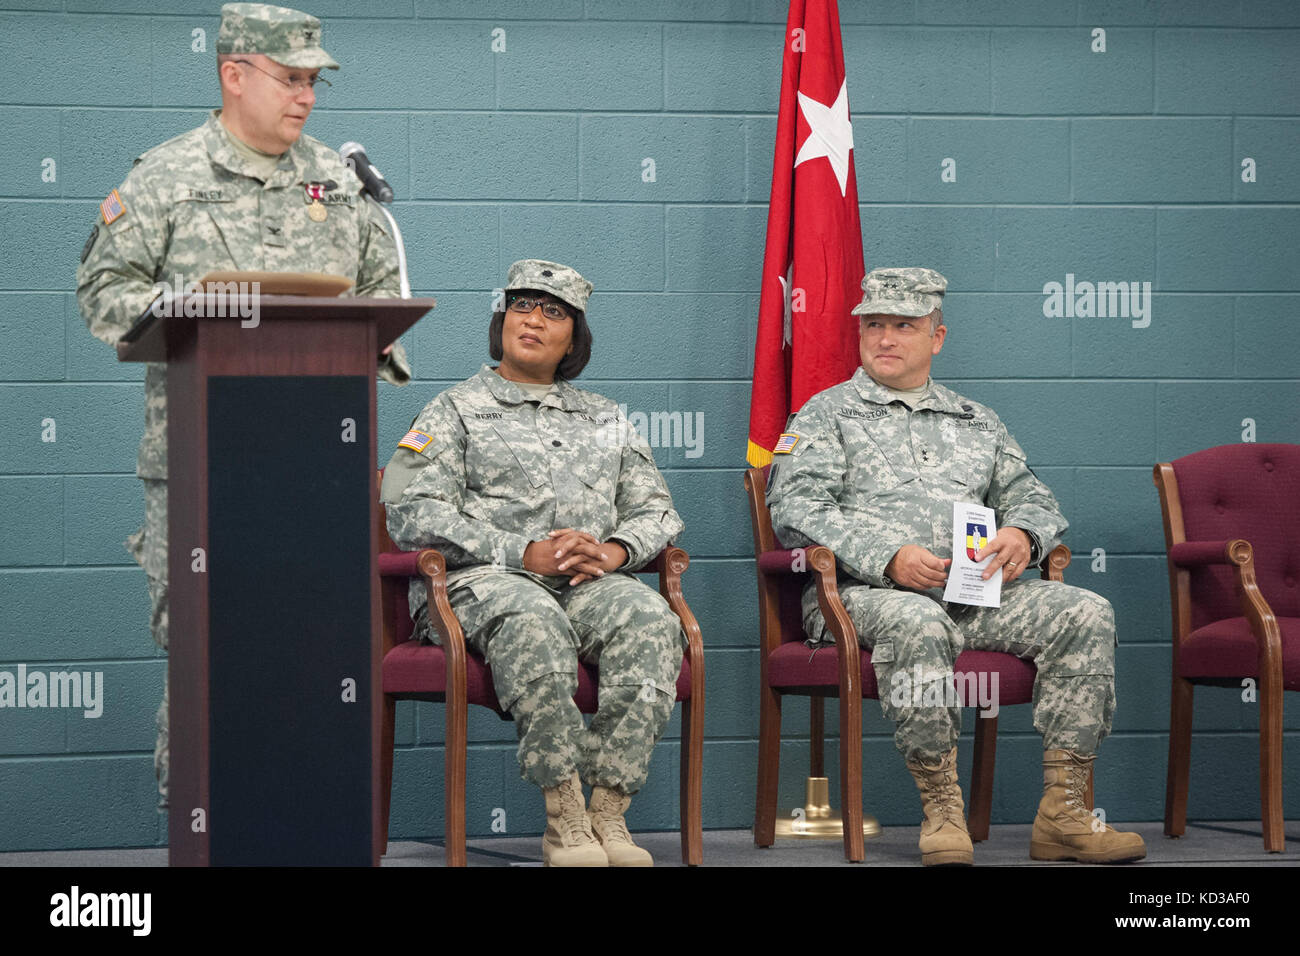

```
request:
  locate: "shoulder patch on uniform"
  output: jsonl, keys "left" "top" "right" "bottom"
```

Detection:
{"left": 397, "top": 429, "right": 434, "bottom": 453}
{"left": 100, "top": 189, "right": 125, "bottom": 226}
{"left": 773, "top": 432, "right": 800, "bottom": 454}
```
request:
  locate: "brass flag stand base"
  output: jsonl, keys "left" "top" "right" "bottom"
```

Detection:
{"left": 775, "top": 775, "right": 881, "bottom": 839}
{"left": 775, "top": 699, "right": 880, "bottom": 840}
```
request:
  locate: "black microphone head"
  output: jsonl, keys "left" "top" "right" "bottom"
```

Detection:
{"left": 339, "top": 141, "right": 394, "bottom": 202}
{"left": 339, "top": 142, "right": 365, "bottom": 182}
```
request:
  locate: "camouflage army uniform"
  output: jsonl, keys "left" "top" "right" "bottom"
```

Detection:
{"left": 75, "top": 9, "right": 411, "bottom": 806}
{"left": 381, "top": 365, "right": 685, "bottom": 793}
{"left": 767, "top": 366, "right": 1116, "bottom": 762}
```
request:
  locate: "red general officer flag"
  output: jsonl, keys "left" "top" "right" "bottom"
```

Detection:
{"left": 746, "top": 0, "right": 864, "bottom": 467}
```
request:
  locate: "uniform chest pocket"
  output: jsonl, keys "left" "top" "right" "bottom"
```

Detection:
{"left": 461, "top": 417, "right": 546, "bottom": 491}
{"left": 952, "top": 425, "right": 999, "bottom": 493}
{"left": 562, "top": 440, "right": 622, "bottom": 532}
{"left": 169, "top": 191, "right": 242, "bottom": 266}
{"left": 571, "top": 443, "right": 621, "bottom": 497}
{"left": 489, "top": 420, "right": 549, "bottom": 489}
{"left": 269, "top": 188, "right": 362, "bottom": 271}
{"left": 839, "top": 418, "right": 918, "bottom": 494}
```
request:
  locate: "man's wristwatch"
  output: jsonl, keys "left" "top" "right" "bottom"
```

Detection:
{"left": 1023, "top": 530, "right": 1041, "bottom": 566}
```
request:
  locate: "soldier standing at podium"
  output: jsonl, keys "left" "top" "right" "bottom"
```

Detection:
{"left": 75, "top": 2, "right": 411, "bottom": 810}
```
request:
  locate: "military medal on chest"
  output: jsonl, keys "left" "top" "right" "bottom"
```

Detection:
{"left": 305, "top": 182, "right": 327, "bottom": 221}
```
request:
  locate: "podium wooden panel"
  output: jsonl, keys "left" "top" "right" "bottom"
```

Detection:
{"left": 119, "top": 294, "right": 433, "bottom": 866}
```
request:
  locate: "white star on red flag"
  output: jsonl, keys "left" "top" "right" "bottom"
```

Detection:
{"left": 794, "top": 80, "right": 854, "bottom": 197}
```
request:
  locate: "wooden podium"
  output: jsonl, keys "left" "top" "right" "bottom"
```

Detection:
{"left": 118, "top": 289, "right": 434, "bottom": 866}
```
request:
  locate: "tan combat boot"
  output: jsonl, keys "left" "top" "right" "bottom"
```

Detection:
{"left": 541, "top": 772, "right": 608, "bottom": 867}
{"left": 588, "top": 785, "right": 654, "bottom": 867}
{"left": 905, "top": 747, "right": 974, "bottom": 866}
{"left": 1030, "top": 749, "right": 1146, "bottom": 863}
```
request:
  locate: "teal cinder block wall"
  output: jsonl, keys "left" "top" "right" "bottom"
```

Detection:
{"left": 1, "top": 1, "right": 1298, "bottom": 852}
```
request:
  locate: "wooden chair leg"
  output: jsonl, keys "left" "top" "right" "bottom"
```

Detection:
{"left": 840, "top": 693, "right": 864, "bottom": 863}
{"left": 679, "top": 697, "right": 704, "bottom": 866}
{"left": 810, "top": 697, "right": 825, "bottom": 776}
{"left": 444, "top": 695, "right": 468, "bottom": 868}
{"left": 754, "top": 685, "right": 782, "bottom": 847}
{"left": 380, "top": 695, "right": 396, "bottom": 856}
{"left": 1086, "top": 764, "right": 1095, "bottom": 812}
{"left": 1259, "top": 672, "right": 1285, "bottom": 852}
{"left": 969, "top": 710, "right": 997, "bottom": 843}
{"left": 1164, "top": 676, "right": 1193, "bottom": 838}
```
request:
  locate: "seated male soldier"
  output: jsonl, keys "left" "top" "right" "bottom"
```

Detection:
{"left": 766, "top": 267, "right": 1145, "bottom": 866}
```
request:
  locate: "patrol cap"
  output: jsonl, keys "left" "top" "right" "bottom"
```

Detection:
{"left": 851, "top": 267, "right": 947, "bottom": 318}
{"left": 217, "top": 3, "right": 339, "bottom": 71}
{"left": 504, "top": 259, "right": 593, "bottom": 314}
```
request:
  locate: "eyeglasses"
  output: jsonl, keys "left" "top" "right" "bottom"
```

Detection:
{"left": 508, "top": 296, "right": 572, "bottom": 321}
{"left": 231, "top": 59, "right": 331, "bottom": 93}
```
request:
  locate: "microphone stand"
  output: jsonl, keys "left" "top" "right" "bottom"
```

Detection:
{"left": 364, "top": 193, "right": 411, "bottom": 299}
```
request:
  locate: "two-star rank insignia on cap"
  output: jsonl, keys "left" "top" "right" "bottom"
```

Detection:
{"left": 100, "top": 189, "right": 125, "bottom": 225}
{"left": 773, "top": 432, "right": 800, "bottom": 454}
{"left": 397, "top": 429, "right": 433, "bottom": 453}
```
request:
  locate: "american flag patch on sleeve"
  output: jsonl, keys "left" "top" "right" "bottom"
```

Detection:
{"left": 773, "top": 432, "right": 800, "bottom": 454}
{"left": 397, "top": 429, "right": 433, "bottom": 453}
{"left": 100, "top": 189, "right": 125, "bottom": 225}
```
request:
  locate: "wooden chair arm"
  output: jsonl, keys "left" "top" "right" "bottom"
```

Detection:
{"left": 378, "top": 548, "right": 439, "bottom": 655}
{"left": 1043, "top": 544, "right": 1071, "bottom": 582}
{"left": 806, "top": 545, "right": 861, "bottom": 705}
{"left": 415, "top": 549, "right": 468, "bottom": 660}
{"left": 654, "top": 546, "right": 705, "bottom": 674}
{"left": 1225, "top": 540, "right": 1284, "bottom": 681}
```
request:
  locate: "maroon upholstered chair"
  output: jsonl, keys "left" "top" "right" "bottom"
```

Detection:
{"left": 376, "top": 472, "right": 705, "bottom": 866}
{"left": 745, "top": 465, "right": 1081, "bottom": 862}
{"left": 1154, "top": 443, "right": 1300, "bottom": 852}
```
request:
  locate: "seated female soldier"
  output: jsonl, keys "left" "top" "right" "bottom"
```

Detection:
{"left": 381, "top": 259, "right": 686, "bottom": 867}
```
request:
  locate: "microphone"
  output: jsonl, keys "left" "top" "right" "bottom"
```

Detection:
{"left": 339, "top": 142, "right": 395, "bottom": 203}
